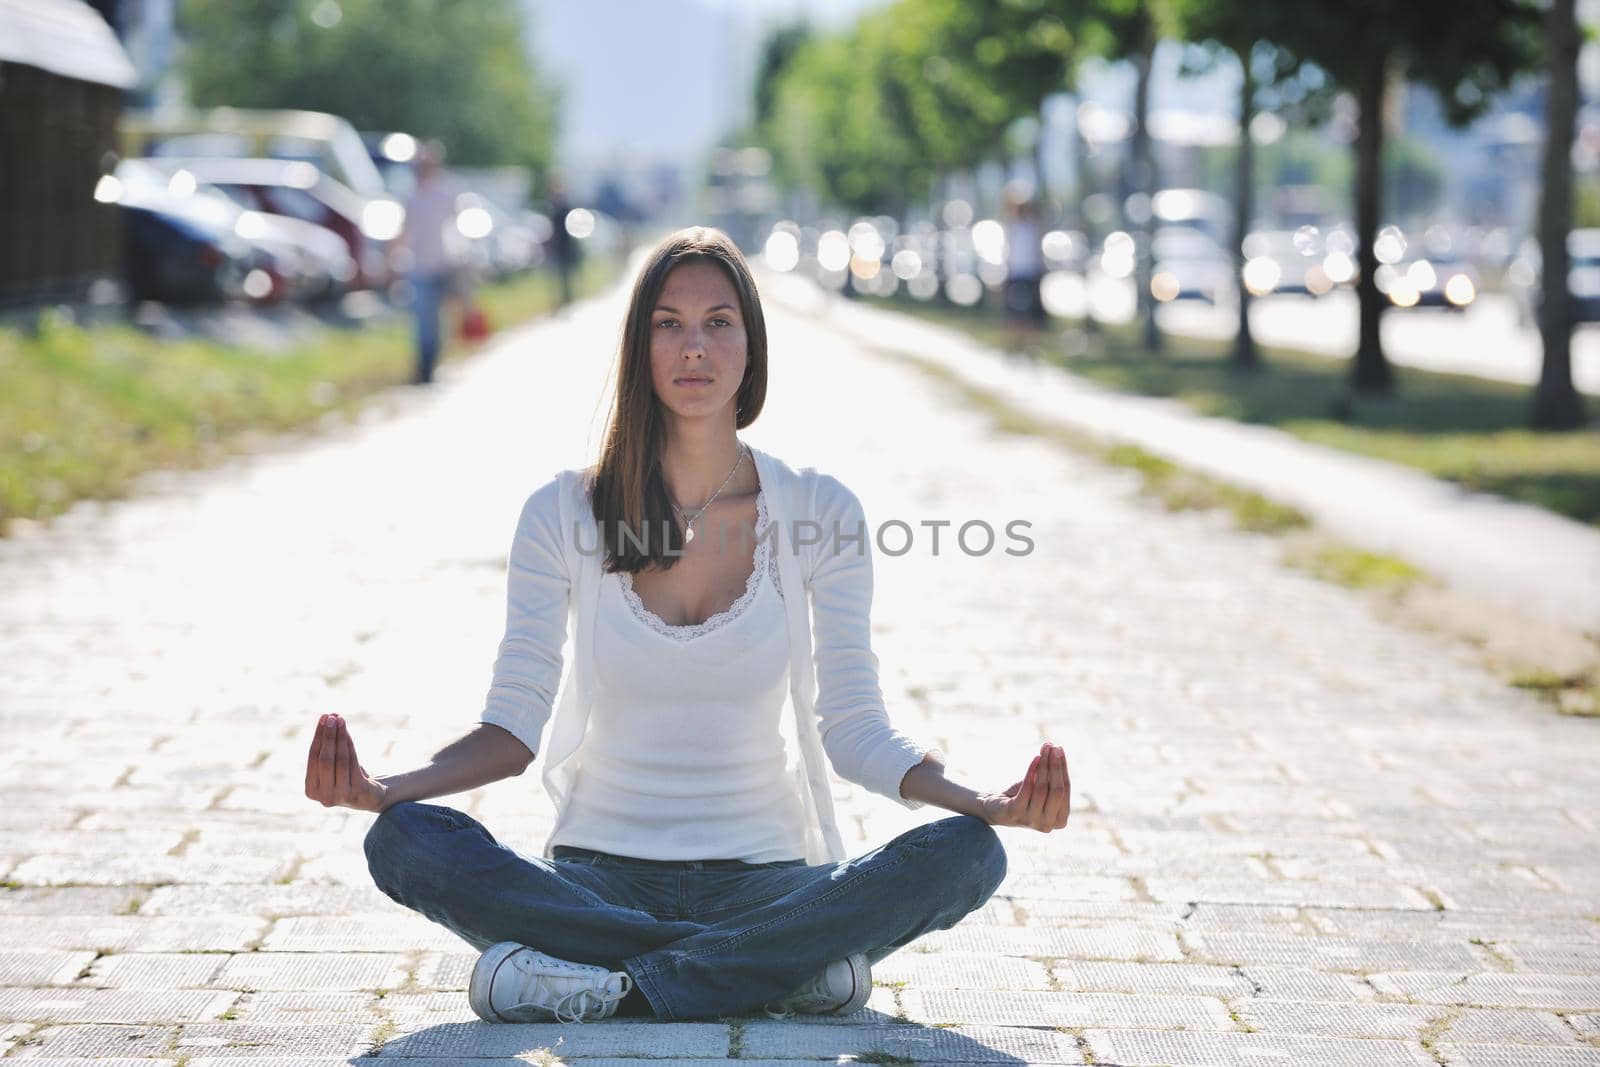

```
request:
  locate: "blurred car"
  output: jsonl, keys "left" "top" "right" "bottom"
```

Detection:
{"left": 1241, "top": 227, "right": 1339, "bottom": 297}
{"left": 138, "top": 156, "right": 402, "bottom": 289}
{"left": 115, "top": 159, "right": 356, "bottom": 303}
{"left": 1151, "top": 188, "right": 1232, "bottom": 249}
{"left": 1149, "top": 227, "right": 1233, "bottom": 305}
{"left": 1509, "top": 229, "right": 1600, "bottom": 326}
{"left": 1377, "top": 249, "right": 1479, "bottom": 311}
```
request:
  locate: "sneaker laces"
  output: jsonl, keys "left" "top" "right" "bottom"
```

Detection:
{"left": 508, "top": 972, "right": 632, "bottom": 1024}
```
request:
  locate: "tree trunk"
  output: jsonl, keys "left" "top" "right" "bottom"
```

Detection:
{"left": 1533, "top": 0, "right": 1587, "bottom": 430}
{"left": 1232, "top": 44, "right": 1260, "bottom": 371}
{"left": 1352, "top": 46, "right": 1393, "bottom": 392}
{"left": 1132, "top": 23, "right": 1161, "bottom": 353}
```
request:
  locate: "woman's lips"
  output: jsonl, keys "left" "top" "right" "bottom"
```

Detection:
{"left": 675, "top": 377, "right": 712, "bottom": 386}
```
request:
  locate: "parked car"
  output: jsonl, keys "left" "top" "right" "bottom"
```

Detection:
{"left": 1510, "top": 228, "right": 1600, "bottom": 326}
{"left": 1378, "top": 248, "right": 1480, "bottom": 311}
{"left": 1149, "top": 227, "right": 1233, "bottom": 305}
{"left": 115, "top": 159, "right": 356, "bottom": 303}
{"left": 1241, "top": 227, "right": 1338, "bottom": 297}
{"left": 115, "top": 196, "right": 254, "bottom": 305}
{"left": 138, "top": 156, "right": 402, "bottom": 289}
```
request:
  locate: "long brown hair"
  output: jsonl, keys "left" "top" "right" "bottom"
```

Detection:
{"left": 588, "top": 227, "right": 768, "bottom": 575}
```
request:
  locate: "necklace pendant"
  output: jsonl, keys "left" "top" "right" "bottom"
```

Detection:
{"left": 684, "top": 526, "right": 695, "bottom": 543}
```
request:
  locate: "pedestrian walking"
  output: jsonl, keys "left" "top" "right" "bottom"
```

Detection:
{"left": 395, "top": 140, "right": 464, "bottom": 384}
{"left": 1002, "top": 189, "right": 1048, "bottom": 349}
{"left": 304, "top": 226, "right": 1072, "bottom": 1024}
{"left": 545, "top": 176, "right": 579, "bottom": 311}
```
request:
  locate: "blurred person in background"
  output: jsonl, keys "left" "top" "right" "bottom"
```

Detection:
{"left": 545, "top": 175, "right": 579, "bottom": 311}
{"left": 1002, "top": 189, "right": 1048, "bottom": 351}
{"left": 396, "top": 140, "right": 464, "bottom": 384}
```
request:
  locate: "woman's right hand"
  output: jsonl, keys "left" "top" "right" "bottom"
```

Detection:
{"left": 305, "top": 713, "right": 389, "bottom": 813}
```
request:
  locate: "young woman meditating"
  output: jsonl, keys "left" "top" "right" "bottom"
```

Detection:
{"left": 304, "top": 226, "right": 1072, "bottom": 1024}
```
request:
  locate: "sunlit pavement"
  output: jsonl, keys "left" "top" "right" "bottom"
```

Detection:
{"left": 0, "top": 278, "right": 1596, "bottom": 1064}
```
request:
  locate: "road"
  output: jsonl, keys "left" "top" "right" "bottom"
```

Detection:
{"left": 1081, "top": 277, "right": 1600, "bottom": 396}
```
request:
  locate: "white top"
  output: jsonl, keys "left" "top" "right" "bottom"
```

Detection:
{"left": 1006, "top": 218, "right": 1044, "bottom": 277}
{"left": 549, "top": 490, "right": 809, "bottom": 862}
{"left": 401, "top": 176, "right": 463, "bottom": 276}
{"left": 480, "top": 444, "right": 943, "bottom": 865}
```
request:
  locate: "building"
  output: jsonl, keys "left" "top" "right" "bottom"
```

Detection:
{"left": 0, "top": 0, "right": 138, "bottom": 306}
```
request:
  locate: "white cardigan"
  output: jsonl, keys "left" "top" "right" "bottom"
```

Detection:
{"left": 481, "top": 443, "right": 942, "bottom": 865}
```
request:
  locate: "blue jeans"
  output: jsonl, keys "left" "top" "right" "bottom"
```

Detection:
{"left": 363, "top": 801, "right": 1007, "bottom": 1021}
{"left": 410, "top": 272, "right": 449, "bottom": 383}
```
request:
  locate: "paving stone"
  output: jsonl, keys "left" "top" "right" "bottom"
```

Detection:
{"left": 226, "top": 990, "right": 382, "bottom": 1024}
{"left": 871, "top": 953, "right": 1051, "bottom": 989}
{"left": 1083, "top": 1026, "right": 1437, "bottom": 1066}
{"left": 0, "top": 917, "right": 266, "bottom": 953}
{"left": 739, "top": 1019, "right": 1084, "bottom": 1061}
{"left": 82, "top": 953, "right": 229, "bottom": 989}
{"left": 1441, "top": 1007, "right": 1582, "bottom": 1044}
{"left": 1191, "top": 931, "right": 1488, "bottom": 971}
{"left": 1001, "top": 899, "right": 1189, "bottom": 925}
{"left": 371, "top": 1019, "right": 730, "bottom": 1058}
{"left": 370, "top": 991, "right": 476, "bottom": 1025}
{"left": 138, "top": 884, "right": 393, "bottom": 917}
{"left": 1240, "top": 966, "right": 1379, "bottom": 1001}
{"left": 1433, "top": 1046, "right": 1600, "bottom": 1066}
{"left": 0, "top": 951, "right": 95, "bottom": 985}
{"left": 7, "top": 855, "right": 288, "bottom": 887}
{"left": 170, "top": 1022, "right": 372, "bottom": 1058}
{"left": 1369, "top": 971, "right": 1600, "bottom": 1010}
{"left": 185, "top": 1060, "right": 361, "bottom": 1067}
{"left": 411, "top": 951, "right": 475, "bottom": 990}
{"left": 1053, "top": 960, "right": 1254, "bottom": 998}
{"left": 259, "top": 915, "right": 465, "bottom": 952}
{"left": 1569, "top": 1013, "right": 1600, "bottom": 1038}
{"left": 1500, "top": 940, "right": 1600, "bottom": 974}
{"left": 0, "top": 988, "right": 237, "bottom": 1023}
{"left": 211, "top": 953, "right": 409, "bottom": 991}
{"left": 902, "top": 988, "right": 1233, "bottom": 1029}
{"left": 1145, "top": 876, "right": 1437, "bottom": 910}
{"left": 1236, "top": 998, "right": 1463, "bottom": 1039}
{"left": 3, "top": 1022, "right": 178, "bottom": 1058}
{"left": 913, "top": 924, "right": 1185, "bottom": 961}
{"left": 0, "top": 887, "right": 145, "bottom": 916}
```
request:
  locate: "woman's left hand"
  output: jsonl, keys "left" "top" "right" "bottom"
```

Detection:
{"left": 977, "top": 742, "right": 1070, "bottom": 832}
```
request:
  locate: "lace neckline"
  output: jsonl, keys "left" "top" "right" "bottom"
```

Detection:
{"left": 619, "top": 489, "right": 782, "bottom": 641}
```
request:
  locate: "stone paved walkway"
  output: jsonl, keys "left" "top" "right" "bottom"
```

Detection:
{"left": 0, "top": 281, "right": 1597, "bottom": 1065}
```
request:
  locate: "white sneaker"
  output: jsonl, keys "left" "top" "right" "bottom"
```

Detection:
{"left": 763, "top": 952, "right": 871, "bottom": 1019}
{"left": 469, "top": 942, "right": 634, "bottom": 1023}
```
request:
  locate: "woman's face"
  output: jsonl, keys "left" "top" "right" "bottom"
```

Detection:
{"left": 648, "top": 259, "right": 749, "bottom": 426}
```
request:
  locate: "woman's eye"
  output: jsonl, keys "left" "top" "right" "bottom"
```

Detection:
{"left": 655, "top": 319, "right": 677, "bottom": 328}
{"left": 711, "top": 317, "right": 731, "bottom": 327}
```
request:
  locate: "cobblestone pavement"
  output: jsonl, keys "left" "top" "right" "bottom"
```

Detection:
{"left": 1, "top": 281, "right": 1597, "bottom": 1066}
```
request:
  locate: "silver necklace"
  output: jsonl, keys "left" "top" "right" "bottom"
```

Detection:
{"left": 670, "top": 441, "right": 748, "bottom": 544}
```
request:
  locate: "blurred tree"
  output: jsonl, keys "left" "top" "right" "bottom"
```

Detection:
{"left": 1273, "top": 0, "right": 1540, "bottom": 395}
{"left": 178, "top": 0, "right": 557, "bottom": 180}
{"left": 1176, "top": 3, "right": 1327, "bottom": 372}
{"left": 1532, "top": 0, "right": 1587, "bottom": 429}
{"left": 753, "top": 19, "right": 813, "bottom": 131}
{"left": 767, "top": 16, "right": 927, "bottom": 217}
{"left": 1069, "top": 1, "right": 1181, "bottom": 354}
{"left": 1383, "top": 135, "right": 1447, "bottom": 221}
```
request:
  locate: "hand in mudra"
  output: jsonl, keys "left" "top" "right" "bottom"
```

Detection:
{"left": 979, "top": 742, "right": 1070, "bottom": 832}
{"left": 304, "top": 713, "right": 388, "bottom": 812}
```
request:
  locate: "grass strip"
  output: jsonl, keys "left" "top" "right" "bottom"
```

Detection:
{"left": 0, "top": 260, "right": 614, "bottom": 535}
{"left": 890, "top": 299, "right": 1600, "bottom": 528}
